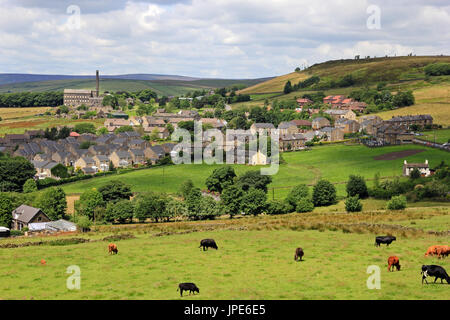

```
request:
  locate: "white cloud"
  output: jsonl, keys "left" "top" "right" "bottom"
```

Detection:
{"left": 0, "top": 0, "right": 448, "bottom": 78}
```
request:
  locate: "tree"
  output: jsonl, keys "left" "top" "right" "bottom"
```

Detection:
{"left": 284, "top": 80, "right": 293, "bottom": 94}
{"left": 346, "top": 175, "right": 368, "bottom": 199}
{"left": 387, "top": 195, "right": 407, "bottom": 210}
{"left": 286, "top": 184, "right": 309, "bottom": 207}
{"left": 0, "top": 156, "right": 36, "bottom": 192}
{"left": 23, "top": 179, "right": 38, "bottom": 193}
{"left": 185, "top": 187, "right": 203, "bottom": 220}
{"left": 97, "top": 127, "right": 108, "bottom": 135}
{"left": 115, "top": 125, "right": 134, "bottom": 133}
{"left": 241, "top": 188, "right": 267, "bottom": 216}
{"left": 180, "top": 179, "right": 195, "bottom": 199}
{"left": 345, "top": 196, "right": 362, "bottom": 212}
{"left": 98, "top": 180, "right": 132, "bottom": 203}
{"left": 75, "top": 189, "right": 104, "bottom": 220}
{"left": 221, "top": 184, "right": 244, "bottom": 218}
{"left": 74, "top": 123, "right": 96, "bottom": 134}
{"left": 198, "top": 196, "right": 221, "bottom": 220}
{"left": 266, "top": 200, "right": 292, "bottom": 215}
{"left": 105, "top": 200, "right": 134, "bottom": 224}
{"left": 35, "top": 187, "right": 67, "bottom": 220}
{"left": 133, "top": 192, "right": 168, "bottom": 223}
{"left": 51, "top": 163, "right": 69, "bottom": 179}
{"left": 0, "top": 193, "right": 13, "bottom": 227}
{"left": 296, "top": 198, "right": 314, "bottom": 213}
{"left": 312, "top": 179, "right": 337, "bottom": 206}
{"left": 76, "top": 215, "right": 92, "bottom": 232}
{"left": 205, "top": 166, "right": 236, "bottom": 193}
{"left": 236, "top": 171, "right": 272, "bottom": 193}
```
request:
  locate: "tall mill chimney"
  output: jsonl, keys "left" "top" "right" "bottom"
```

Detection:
{"left": 96, "top": 70, "right": 99, "bottom": 97}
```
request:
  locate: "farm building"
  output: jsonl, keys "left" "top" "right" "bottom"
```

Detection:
{"left": 403, "top": 160, "right": 431, "bottom": 177}
{"left": 11, "top": 205, "right": 51, "bottom": 231}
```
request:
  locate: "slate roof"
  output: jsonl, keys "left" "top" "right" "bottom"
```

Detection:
{"left": 12, "top": 205, "right": 49, "bottom": 224}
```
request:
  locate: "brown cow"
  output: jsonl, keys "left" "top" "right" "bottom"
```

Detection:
{"left": 387, "top": 256, "right": 400, "bottom": 272}
{"left": 108, "top": 243, "right": 118, "bottom": 255}
{"left": 425, "top": 245, "right": 449, "bottom": 258}
{"left": 294, "top": 247, "right": 304, "bottom": 261}
{"left": 435, "top": 245, "right": 449, "bottom": 259}
{"left": 425, "top": 245, "right": 439, "bottom": 257}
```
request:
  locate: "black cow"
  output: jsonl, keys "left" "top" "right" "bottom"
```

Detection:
{"left": 421, "top": 265, "right": 450, "bottom": 285}
{"left": 199, "top": 239, "right": 218, "bottom": 251}
{"left": 177, "top": 283, "right": 200, "bottom": 296}
{"left": 375, "top": 236, "right": 396, "bottom": 247}
{"left": 294, "top": 247, "right": 304, "bottom": 261}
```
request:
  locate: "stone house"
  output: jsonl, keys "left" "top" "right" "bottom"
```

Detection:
{"left": 311, "top": 117, "right": 330, "bottom": 130}
{"left": 403, "top": 160, "right": 431, "bottom": 177}
{"left": 12, "top": 205, "right": 51, "bottom": 231}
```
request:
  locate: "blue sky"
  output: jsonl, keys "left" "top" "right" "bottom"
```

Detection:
{"left": 0, "top": 0, "right": 448, "bottom": 78}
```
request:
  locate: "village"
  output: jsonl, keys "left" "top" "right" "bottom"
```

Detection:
{"left": 0, "top": 71, "right": 440, "bottom": 179}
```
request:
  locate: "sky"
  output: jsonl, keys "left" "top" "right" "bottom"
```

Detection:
{"left": 0, "top": 0, "right": 449, "bottom": 78}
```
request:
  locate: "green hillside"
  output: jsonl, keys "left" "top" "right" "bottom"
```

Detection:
{"left": 240, "top": 55, "right": 450, "bottom": 94}
{"left": 0, "top": 78, "right": 269, "bottom": 97}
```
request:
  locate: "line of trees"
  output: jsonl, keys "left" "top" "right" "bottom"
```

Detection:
{"left": 0, "top": 91, "right": 63, "bottom": 108}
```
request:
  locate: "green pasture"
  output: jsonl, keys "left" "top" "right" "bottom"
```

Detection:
{"left": 0, "top": 221, "right": 448, "bottom": 299}
{"left": 61, "top": 144, "right": 450, "bottom": 199}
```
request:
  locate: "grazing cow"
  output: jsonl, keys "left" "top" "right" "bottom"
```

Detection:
{"left": 199, "top": 239, "right": 218, "bottom": 251}
{"left": 435, "top": 245, "right": 450, "bottom": 259}
{"left": 294, "top": 247, "right": 304, "bottom": 262}
{"left": 177, "top": 283, "right": 200, "bottom": 297}
{"left": 40, "top": 259, "right": 46, "bottom": 265}
{"left": 421, "top": 265, "right": 450, "bottom": 285}
{"left": 387, "top": 256, "right": 400, "bottom": 272}
{"left": 425, "top": 245, "right": 440, "bottom": 257}
{"left": 425, "top": 245, "right": 450, "bottom": 258}
{"left": 375, "top": 236, "right": 396, "bottom": 247}
{"left": 108, "top": 243, "right": 118, "bottom": 255}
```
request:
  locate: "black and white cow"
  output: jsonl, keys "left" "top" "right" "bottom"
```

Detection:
{"left": 421, "top": 265, "right": 450, "bottom": 285}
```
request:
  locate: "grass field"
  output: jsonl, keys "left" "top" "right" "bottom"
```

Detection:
{"left": 418, "top": 129, "right": 450, "bottom": 144}
{"left": 375, "top": 82, "right": 450, "bottom": 126}
{"left": 0, "top": 206, "right": 448, "bottom": 300}
{"left": 60, "top": 144, "right": 450, "bottom": 200}
{"left": 0, "top": 107, "right": 52, "bottom": 121}
{"left": 0, "top": 117, "right": 104, "bottom": 136}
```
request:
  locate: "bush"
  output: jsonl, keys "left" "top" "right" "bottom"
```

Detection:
{"left": 76, "top": 215, "right": 92, "bottom": 232}
{"left": 286, "top": 184, "right": 309, "bottom": 207}
{"left": 296, "top": 198, "right": 314, "bottom": 213}
{"left": 266, "top": 201, "right": 293, "bottom": 215}
{"left": 10, "top": 230, "right": 24, "bottom": 236}
{"left": 312, "top": 179, "right": 337, "bottom": 206}
{"left": 387, "top": 195, "right": 407, "bottom": 210}
{"left": 345, "top": 196, "right": 362, "bottom": 212}
{"left": 346, "top": 175, "right": 368, "bottom": 199}
{"left": 23, "top": 179, "right": 38, "bottom": 193}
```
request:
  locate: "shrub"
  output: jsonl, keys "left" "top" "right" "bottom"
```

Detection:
{"left": 266, "top": 201, "right": 293, "bottom": 215}
{"left": 76, "top": 215, "right": 93, "bottom": 232}
{"left": 345, "top": 196, "right": 362, "bottom": 212}
{"left": 286, "top": 184, "right": 309, "bottom": 207}
{"left": 312, "top": 179, "right": 337, "bottom": 206}
{"left": 387, "top": 195, "right": 407, "bottom": 210}
{"left": 346, "top": 175, "right": 368, "bottom": 199}
{"left": 23, "top": 179, "right": 38, "bottom": 193}
{"left": 296, "top": 198, "right": 314, "bottom": 213}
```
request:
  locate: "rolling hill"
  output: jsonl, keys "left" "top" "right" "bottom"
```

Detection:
{"left": 0, "top": 75, "right": 271, "bottom": 97}
{"left": 239, "top": 55, "right": 450, "bottom": 94}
